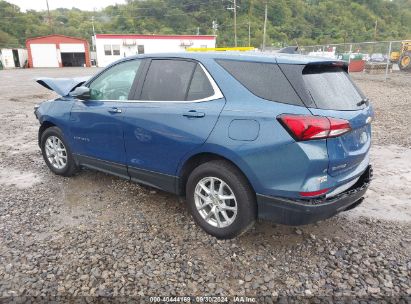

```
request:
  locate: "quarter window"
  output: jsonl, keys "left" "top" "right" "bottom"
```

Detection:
{"left": 217, "top": 60, "right": 303, "bottom": 106}
{"left": 88, "top": 59, "right": 141, "bottom": 100}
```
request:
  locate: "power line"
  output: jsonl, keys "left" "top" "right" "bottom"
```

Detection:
{"left": 103, "top": 0, "right": 226, "bottom": 12}
{"left": 218, "top": 21, "right": 250, "bottom": 29}
{"left": 93, "top": 7, "right": 229, "bottom": 20}
{"left": 2, "top": 0, "right": 223, "bottom": 16}
{"left": 0, "top": 7, "right": 229, "bottom": 20}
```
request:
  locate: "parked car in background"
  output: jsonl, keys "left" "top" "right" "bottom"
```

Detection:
{"left": 35, "top": 52, "right": 373, "bottom": 239}
{"left": 369, "top": 53, "right": 386, "bottom": 62}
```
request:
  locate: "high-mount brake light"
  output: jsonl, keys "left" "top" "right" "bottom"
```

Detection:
{"left": 277, "top": 114, "right": 351, "bottom": 141}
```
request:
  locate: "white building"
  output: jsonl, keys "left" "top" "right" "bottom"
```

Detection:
{"left": 95, "top": 34, "right": 216, "bottom": 67}
{"left": 308, "top": 47, "right": 337, "bottom": 59}
{"left": 0, "top": 48, "right": 28, "bottom": 68}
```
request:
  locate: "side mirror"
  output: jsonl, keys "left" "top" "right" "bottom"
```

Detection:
{"left": 70, "top": 86, "right": 90, "bottom": 100}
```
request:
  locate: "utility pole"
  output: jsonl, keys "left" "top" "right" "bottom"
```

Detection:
{"left": 248, "top": 22, "right": 251, "bottom": 47}
{"left": 248, "top": 0, "right": 253, "bottom": 47}
{"left": 373, "top": 19, "right": 378, "bottom": 41}
{"left": 196, "top": 27, "right": 200, "bottom": 35}
{"left": 91, "top": 16, "right": 96, "bottom": 51}
{"left": 234, "top": 0, "right": 237, "bottom": 47}
{"left": 262, "top": 3, "right": 267, "bottom": 51}
{"left": 212, "top": 20, "right": 218, "bottom": 36}
{"left": 45, "top": 0, "right": 52, "bottom": 33}
{"left": 227, "top": 0, "right": 239, "bottom": 47}
{"left": 91, "top": 16, "right": 96, "bottom": 37}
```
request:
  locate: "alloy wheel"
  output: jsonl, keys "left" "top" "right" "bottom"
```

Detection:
{"left": 44, "top": 136, "right": 68, "bottom": 170}
{"left": 194, "top": 176, "right": 238, "bottom": 228}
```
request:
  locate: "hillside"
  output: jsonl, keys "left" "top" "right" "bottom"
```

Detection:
{"left": 0, "top": 0, "right": 410, "bottom": 48}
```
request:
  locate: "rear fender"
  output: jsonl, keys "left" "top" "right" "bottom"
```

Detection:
{"left": 177, "top": 143, "right": 260, "bottom": 192}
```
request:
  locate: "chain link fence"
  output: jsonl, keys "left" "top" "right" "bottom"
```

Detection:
{"left": 299, "top": 40, "right": 409, "bottom": 81}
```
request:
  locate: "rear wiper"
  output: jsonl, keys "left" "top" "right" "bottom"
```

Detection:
{"left": 357, "top": 98, "right": 369, "bottom": 107}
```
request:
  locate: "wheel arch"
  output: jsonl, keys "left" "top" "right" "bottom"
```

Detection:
{"left": 38, "top": 121, "right": 57, "bottom": 146}
{"left": 177, "top": 151, "right": 256, "bottom": 197}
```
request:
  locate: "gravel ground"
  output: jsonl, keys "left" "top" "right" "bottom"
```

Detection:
{"left": 0, "top": 68, "right": 410, "bottom": 302}
{"left": 351, "top": 72, "right": 411, "bottom": 148}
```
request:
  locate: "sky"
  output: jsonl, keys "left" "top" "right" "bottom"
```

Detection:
{"left": 6, "top": 0, "right": 127, "bottom": 12}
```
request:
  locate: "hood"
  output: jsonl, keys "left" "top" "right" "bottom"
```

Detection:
{"left": 36, "top": 76, "right": 91, "bottom": 96}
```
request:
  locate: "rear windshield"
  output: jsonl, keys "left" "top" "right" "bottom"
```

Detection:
{"left": 302, "top": 66, "right": 365, "bottom": 110}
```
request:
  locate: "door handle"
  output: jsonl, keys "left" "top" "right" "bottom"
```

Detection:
{"left": 108, "top": 107, "right": 122, "bottom": 114}
{"left": 183, "top": 110, "right": 205, "bottom": 118}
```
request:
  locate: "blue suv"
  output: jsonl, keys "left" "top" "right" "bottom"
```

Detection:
{"left": 35, "top": 53, "right": 373, "bottom": 239}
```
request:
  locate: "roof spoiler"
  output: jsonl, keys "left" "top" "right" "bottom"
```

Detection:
{"left": 304, "top": 61, "right": 348, "bottom": 72}
{"left": 278, "top": 46, "right": 299, "bottom": 54}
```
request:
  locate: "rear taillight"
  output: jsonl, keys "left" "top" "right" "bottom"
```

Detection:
{"left": 299, "top": 188, "right": 329, "bottom": 197}
{"left": 277, "top": 114, "right": 351, "bottom": 141}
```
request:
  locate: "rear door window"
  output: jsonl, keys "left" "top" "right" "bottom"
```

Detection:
{"left": 139, "top": 59, "right": 216, "bottom": 102}
{"left": 302, "top": 66, "right": 365, "bottom": 110}
{"left": 140, "top": 59, "right": 196, "bottom": 101}
{"left": 217, "top": 60, "right": 303, "bottom": 106}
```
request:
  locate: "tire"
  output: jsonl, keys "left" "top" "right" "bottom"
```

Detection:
{"left": 186, "top": 160, "right": 257, "bottom": 239}
{"left": 399, "top": 52, "right": 411, "bottom": 71}
{"left": 40, "top": 126, "right": 78, "bottom": 177}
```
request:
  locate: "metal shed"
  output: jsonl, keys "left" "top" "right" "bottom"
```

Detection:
{"left": 26, "top": 34, "right": 91, "bottom": 68}
{"left": 0, "top": 48, "right": 28, "bottom": 68}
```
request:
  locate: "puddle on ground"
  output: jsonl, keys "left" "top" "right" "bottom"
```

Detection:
{"left": 346, "top": 145, "right": 411, "bottom": 222}
{"left": 0, "top": 168, "right": 42, "bottom": 189}
{"left": 61, "top": 170, "right": 115, "bottom": 209}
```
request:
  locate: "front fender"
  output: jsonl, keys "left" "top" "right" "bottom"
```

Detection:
{"left": 37, "top": 98, "right": 76, "bottom": 148}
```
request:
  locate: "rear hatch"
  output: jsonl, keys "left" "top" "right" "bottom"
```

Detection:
{"left": 280, "top": 62, "right": 373, "bottom": 177}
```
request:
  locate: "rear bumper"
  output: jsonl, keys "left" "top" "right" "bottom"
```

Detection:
{"left": 256, "top": 165, "right": 372, "bottom": 226}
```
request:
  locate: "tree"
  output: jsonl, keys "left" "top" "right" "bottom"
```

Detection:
{"left": 0, "top": 0, "right": 409, "bottom": 48}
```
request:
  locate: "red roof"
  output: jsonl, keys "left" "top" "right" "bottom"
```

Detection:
{"left": 26, "top": 34, "right": 88, "bottom": 43}
{"left": 95, "top": 34, "right": 216, "bottom": 40}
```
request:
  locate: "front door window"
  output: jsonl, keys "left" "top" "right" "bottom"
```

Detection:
{"left": 88, "top": 59, "right": 141, "bottom": 100}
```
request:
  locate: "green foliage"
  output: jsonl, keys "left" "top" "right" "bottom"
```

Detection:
{"left": 0, "top": 0, "right": 410, "bottom": 48}
{"left": 0, "top": 29, "right": 18, "bottom": 46}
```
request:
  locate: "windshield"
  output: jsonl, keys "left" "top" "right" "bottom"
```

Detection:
{"left": 302, "top": 66, "right": 365, "bottom": 110}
